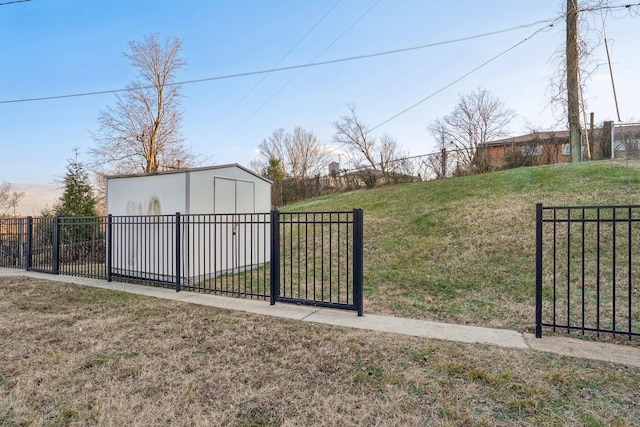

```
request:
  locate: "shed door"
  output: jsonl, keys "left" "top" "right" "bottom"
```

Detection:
{"left": 213, "top": 176, "right": 257, "bottom": 274}
{"left": 236, "top": 180, "right": 255, "bottom": 213}
{"left": 213, "top": 177, "right": 255, "bottom": 214}
{"left": 213, "top": 177, "right": 236, "bottom": 214}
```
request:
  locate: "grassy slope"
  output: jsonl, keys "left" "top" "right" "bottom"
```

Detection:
{"left": 287, "top": 160, "right": 640, "bottom": 332}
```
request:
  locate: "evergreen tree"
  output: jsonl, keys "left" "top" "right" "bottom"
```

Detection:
{"left": 262, "top": 157, "right": 287, "bottom": 183}
{"left": 53, "top": 149, "right": 102, "bottom": 254}
{"left": 56, "top": 149, "right": 98, "bottom": 217}
{"left": 261, "top": 157, "right": 286, "bottom": 207}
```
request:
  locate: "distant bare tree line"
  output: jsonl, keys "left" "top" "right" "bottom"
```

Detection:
{"left": 265, "top": 148, "right": 474, "bottom": 206}
{"left": 0, "top": 182, "right": 25, "bottom": 217}
{"left": 264, "top": 119, "right": 625, "bottom": 206}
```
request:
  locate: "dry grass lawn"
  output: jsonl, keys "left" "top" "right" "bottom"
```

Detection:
{"left": 1, "top": 276, "right": 639, "bottom": 426}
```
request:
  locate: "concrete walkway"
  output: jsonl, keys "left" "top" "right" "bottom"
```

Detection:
{"left": 1, "top": 268, "right": 639, "bottom": 368}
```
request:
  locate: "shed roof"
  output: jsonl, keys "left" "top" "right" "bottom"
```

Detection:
{"left": 106, "top": 163, "right": 272, "bottom": 184}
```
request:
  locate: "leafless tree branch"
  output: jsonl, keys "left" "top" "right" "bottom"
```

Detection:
{"left": 253, "top": 127, "right": 329, "bottom": 179}
{"left": 428, "top": 88, "right": 515, "bottom": 173}
{"left": 90, "top": 34, "right": 194, "bottom": 175}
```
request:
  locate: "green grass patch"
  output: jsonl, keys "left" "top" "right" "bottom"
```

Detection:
{"left": 285, "top": 160, "right": 640, "bottom": 332}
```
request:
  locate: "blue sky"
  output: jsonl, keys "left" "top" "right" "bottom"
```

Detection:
{"left": 1, "top": 1, "right": 639, "bottom": 213}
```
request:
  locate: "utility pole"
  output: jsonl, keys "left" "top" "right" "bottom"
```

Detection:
{"left": 567, "top": 0, "right": 582, "bottom": 162}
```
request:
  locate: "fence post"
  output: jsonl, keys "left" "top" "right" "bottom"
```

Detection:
{"left": 353, "top": 208, "right": 364, "bottom": 316}
{"left": 270, "top": 209, "right": 280, "bottom": 305}
{"left": 535, "top": 203, "right": 543, "bottom": 338}
{"left": 52, "top": 216, "right": 61, "bottom": 275}
{"left": 106, "top": 214, "right": 112, "bottom": 282}
{"left": 26, "top": 216, "right": 33, "bottom": 271}
{"left": 18, "top": 218, "right": 25, "bottom": 269}
{"left": 175, "top": 212, "right": 181, "bottom": 292}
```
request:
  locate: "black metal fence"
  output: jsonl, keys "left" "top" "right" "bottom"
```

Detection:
{"left": 169, "top": 213, "right": 271, "bottom": 300}
{"left": 0, "top": 217, "right": 27, "bottom": 269}
{"left": 0, "top": 209, "right": 364, "bottom": 315}
{"left": 535, "top": 203, "right": 640, "bottom": 339}
{"left": 274, "top": 210, "right": 363, "bottom": 312}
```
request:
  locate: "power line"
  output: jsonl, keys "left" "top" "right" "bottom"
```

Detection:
{"left": 0, "top": 0, "right": 30, "bottom": 5}
{"left": 368, "top": 18, "right": 563, "bottom": 133}
{"left": 332, "top": 2, "right": 639, "bottom": 151}
{"left": 302, "top": 17, "right": 566, "bottom": 159}
{"left": 193, "top": 0, "right": 343, "bottom": 147}
{"left": 0, "top": 17, "right": 561, "bottom": 105}
{"left": 205, "top": 0, "right": 385, "bottom": 154}
{"left": 579, "top": 1, "right": 640, "bottom": 14}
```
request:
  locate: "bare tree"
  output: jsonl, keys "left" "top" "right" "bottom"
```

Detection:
{"left": 377, "top": 134, "right": 409, "bottom": 183}
{"left": 255, "top": 128, "right": 288, "bottom": 167}
{"left": 428, "top": 88, "right": 515, "bottom": 173}
{"left": 333, "top": 105, "right": 413, "bottom": 185}
{"left": 332, "top": 105, "right": 377, "bottom": 169}
{"left": 253, "top": 127, "right": 329, "bottom": 180}
{"left": 423, "top": 130, "right": 449, "bottom": 179}
{"left": 0, "top": 181, "right": 25, "bottom": 217}
{"left": 91, "top": 34, "right": 194, "bottom": 175}
{"left": 288, "top": 127, "right": 330, "bottom": 179}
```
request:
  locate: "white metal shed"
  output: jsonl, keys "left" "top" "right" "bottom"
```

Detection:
{"left": 106, "top": 164, "right": 272, "bottom": 284}
{"left": 106, "top": 164, "right": 271, "bottom": 216}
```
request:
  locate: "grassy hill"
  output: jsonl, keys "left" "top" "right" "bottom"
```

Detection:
{"left": 286, "top": 160, "right": 640, "bottom": 332}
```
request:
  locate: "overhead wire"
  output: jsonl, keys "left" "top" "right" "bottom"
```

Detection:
{"left": 368, "top": 17, "right": 564, "bottom": 133}
{"left": 193, "top": 0, "right": 343, "bottom": 148}
{"left": 297, "top": 15, "right": 567, "bottom": 158}
{"left": 0, "top": 3, "right": 634, "bottom": 106}
{"left": 3, "top": 1, "right": 635, "bottom": 162}
{"left": 351, "top": 3, "right": 640, "bottom": 153}
{"left": 1, "top": 0, "right": 635, "bottom": 176}
{"left": 0, "top": 0, "right": 30, "bottom": 5}
{"left": 579, "top": 1, "right": 640, "bottom": 15}
{"left": 0, "top": 17, "right": 561, "bottom": 105}
{"left": 322, "top": 16, "right": 565, "bottom": 159}
{"left": 203, "top": 0, "right": 384, "bottom": 155}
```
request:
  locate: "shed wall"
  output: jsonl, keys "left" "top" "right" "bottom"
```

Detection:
{"left": 107, "top": 165, "right": 271, "bottom": 284}
{"left": 107, "top": 173, "right": 187, "bottom": 216}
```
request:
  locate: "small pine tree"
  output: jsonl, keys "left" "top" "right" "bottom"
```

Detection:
{"left": 262, "top": 157, "right": 287, "bottom": 182}
{"left": 56, "top": 148, "right": 97, "bottom": 217}
{"left": 262, "top": 157, "right": 287, "bottom": 207}
{"left": 54, "top": 149, "right": 102, "bottom": 254}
